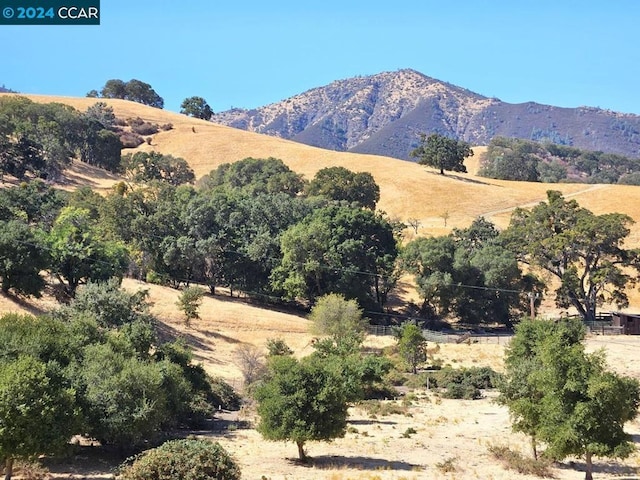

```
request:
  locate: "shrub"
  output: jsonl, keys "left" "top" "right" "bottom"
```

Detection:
{"left": 488, "top": 444, "right": 553, "bottom": 477}
{"left": 442, "top": 382, "right": 481, "bottom": 400}
{"left": 160, "top": 123, "right": 173, "bottom": 131}
{"left": 435, "top": 457, "right": 458, "bottom": 473}
{"left": 119, "top": 439, "right": 241, "bottom": 480}
{"left": 131, "top": 122, "right": 159, "bottom": 136}
{"left": 357, "top": 399, "right": 409, "bottom": 417}
{"left": 209, "top": 376, "right": 241, "bottom": 410}
{"left": 401, "top": 427, "right": 417, "bottom": 438}
{"left": 126, "top": 116, "right": 145, "bottom": 127}
{"left": 410, "top": 366, "right": 502, "bottom": 399}
{"left": 119, "top": 131, "right": 144, "bottom": 148}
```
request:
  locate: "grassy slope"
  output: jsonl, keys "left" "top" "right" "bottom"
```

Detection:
{"left": 3, "top": 96, "right": 640, "bottom": 480}
{"left": 2, "top": 93, "right": 640, "bottom": 309}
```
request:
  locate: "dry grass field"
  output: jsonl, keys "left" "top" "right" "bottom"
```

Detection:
{"left": 2, "top": 93, "right": 640, "bottom": 479}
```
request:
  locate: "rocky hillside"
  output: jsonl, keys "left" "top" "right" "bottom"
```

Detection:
{"left": 211, "top": 69, "right": 640, "bottom": 160}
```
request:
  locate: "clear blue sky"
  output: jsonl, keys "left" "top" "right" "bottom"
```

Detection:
{"left": 2, "top": 0, "right": 639, "bottom": 114}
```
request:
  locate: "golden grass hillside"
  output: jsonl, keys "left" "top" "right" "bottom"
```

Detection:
{"left": 6, "top": 93, "right": 640, "bottom": 242}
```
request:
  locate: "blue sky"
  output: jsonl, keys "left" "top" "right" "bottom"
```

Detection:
{"left": 2, "top": 1, "right": 640, "bottom": 114}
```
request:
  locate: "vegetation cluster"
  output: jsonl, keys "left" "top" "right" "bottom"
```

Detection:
{"left": 479, "top": 136, "right": 640, "bottom": 184}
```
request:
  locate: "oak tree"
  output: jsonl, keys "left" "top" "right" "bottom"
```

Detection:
{"left": 410, "top": 132, "right": 473, "bottom": 175}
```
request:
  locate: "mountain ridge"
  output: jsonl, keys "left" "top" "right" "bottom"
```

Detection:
{"left": 211, "top": 69, "right": 640, "bottom": 160}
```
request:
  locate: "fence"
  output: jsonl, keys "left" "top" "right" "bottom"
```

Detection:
{"left": 366, "top": 325, "right": 512, "bottom": 344}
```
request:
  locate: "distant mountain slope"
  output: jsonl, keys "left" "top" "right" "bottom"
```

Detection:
{"left": 211, "top": 69, "right": 640, "bottom": 160}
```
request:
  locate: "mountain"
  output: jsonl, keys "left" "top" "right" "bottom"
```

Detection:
{"left": 211, "top": 69, "right": 640, "bottom": 160}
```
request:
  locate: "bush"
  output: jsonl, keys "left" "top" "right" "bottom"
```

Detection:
{"left": 160, "top": 123, "right": 173, "bottom": 131}
{"left": 126, "top": 117, "right": 145, "bottom": 127}
{"left": 442, "top": 382, "right": 481, "bottom": 400}
{"left": 411, "top": 366, "right": 502, "bottom": 399}
{"left": 131, "top": 122, "right": 159, "bottom": 136}
{"left": 207, "top": 377, "right": 241, "bottom": 411}
{"left": 488, "top": 444, "right": 553, "bottom": 477}
{"left": 119, "top": 439, "right": 241, "bottom": 480}
{"left": 119, "top": 132, "right": 144, "bottom": 148}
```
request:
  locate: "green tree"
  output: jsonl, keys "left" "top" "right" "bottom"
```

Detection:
{"left": 200, "top": 157, "right": 305, "bottom": 196}
{"left": 401, "top": 235, "right": 457, "bottom": 318}
{"left": 84, "top": 102, "right": 116, "bottom": 129}
{"left": 100, "top": 79, "right": 127, "bottom": 99}
{"left": 478, "top": 136, "right": 541, "bottom": 182}
{"left": 502, "top": 191, "right": 639, "bottom": 322}
{"left": 497, "top": 319, "right": 564, "bottom": 459}
{"left": 0, "top": 355, "right": 77, "bottom": 480}
{"left": 396, "top": 323, "right": 427, "bottom": 374}
{"left": 306, "top": 166, "right": 380, "bottom": 209}
{"left": 499, "top": 318, "right": 640, "bottom": 480}
{"left": 120, "top": 151, "right": 195, "bottom": 185}
{"left": 272, "top": 205, "right": 398, "bottom": 309}
{"left": 308, "top": 293, "right": 367, "bottom": 345}
{"left": 180, "top": 96, "right": 214, "bottom": 119}
{"left": 124, "top": 79, "right": 164, "bottom": 108}
{"left": 99, "top": 79, "right": 164, "bottom": 108}
{"left": 67, "top": 279, "right": 152, "bottom": 329}
{"left": 118, "top": 439, "right": 241, "bottom": 480}
{"left": 176, "top": 286, "right": 206, "bottom": 327}
{"left": 0, "top": 96, "right": 87, "bottom": 180}
{"left": 0, "top": 220, "right": 49, "bottom": 297}
{"left": 48, "top": 207, "right": 129, "bottom": 298}
{"left": 402, "top": 218, "right": 534, "bottom": 326}
{"left": 410, "top": 132, "right": 473, "bottom": 175}
{"left": 0, "top": 180, "right": 66, "bottom": 226}
{"left": 266, "top": 338, "right": 293, "bottom": 357}
{"left": 74, "top": 342, "right": 172, "bottom": 449}
{"left": 254, "top": 355, "right": 348, "bottom": 461}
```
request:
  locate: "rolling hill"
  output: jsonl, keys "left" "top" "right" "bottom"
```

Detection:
{"left": 211, "top": 69, "right": 640, "bottom": 161}
{"left": 3, "top": 93, "right": 640, "bottom": 480}
{"left": 6, "top": 93, "right": 640, "bottom": 247}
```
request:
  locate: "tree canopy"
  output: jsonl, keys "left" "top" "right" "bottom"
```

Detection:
{"left": 271, "top": 205, "right": 399, "bottom": 309}
{"left": 502, "top": 191, "right": 639, "bottom": 322}
{"left": 98, "top": 79, "right": 164, "bottom": 108}
{"left": 120, "top": 151, "right": 195, "bottom": 185}
{"left": 479, "top": 136, "right": 640, "bottom": 184}
{"left": 254, "top": 355, "right": 348, "bottom": 461}
{"left": 401, "top": 217, "right": 536, "bottom": 326}
{"left": 499, "top": 318, "right": 640, "bottom": 480}
{"left": 410, "top": 133, "right": 473, "bottom": 175}
{"left": 180, "top": 96, "right": 213, "bottom": 119}
{"left": 306, "top": 166, "right": 380, "bottom": 209}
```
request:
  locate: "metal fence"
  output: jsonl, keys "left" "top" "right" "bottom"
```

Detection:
{"left": 366, "top": 325, "right": 512, "bottom": 344}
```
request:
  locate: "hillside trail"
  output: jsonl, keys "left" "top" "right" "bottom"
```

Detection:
{"left": 480, "top": 183, "right": 610, "bottom": 222}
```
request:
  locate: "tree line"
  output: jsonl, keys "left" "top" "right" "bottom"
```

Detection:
{"left": 478, "top": 136, "right": 640, "bottom": 184}
{"left": 0, "top": 157, "right": 637, "bottom": 325}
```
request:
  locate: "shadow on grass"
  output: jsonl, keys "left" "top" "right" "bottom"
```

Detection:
{"left": 292, "top": 455, "right": 420, "bottom": 472}
{"left": 41, "top": 444, "right": 123, "bottom": 479}
{"left": 555, "top": 459, "right": 638, "bottom": 478}
{"left": 0, "top": 292, "right": 48, "bottom": 316}
{"left": 425, "top": 170, "right": 496, "bottom": 186}
{"left": 348, "top": 419, "right": 398, "bottom": 426}
{"left": 154, "top": 318, "right": 240, "bottom": 350}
